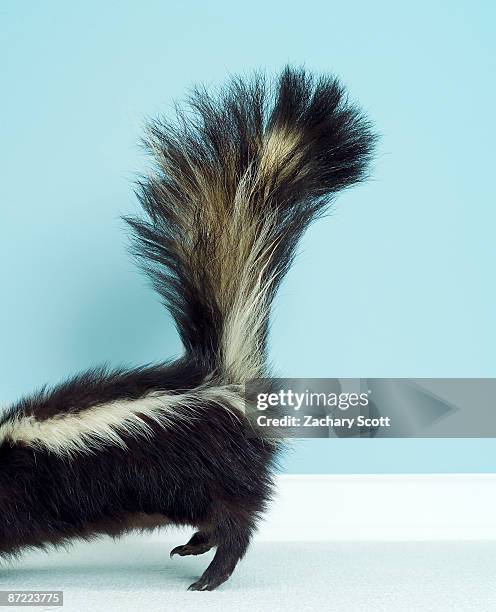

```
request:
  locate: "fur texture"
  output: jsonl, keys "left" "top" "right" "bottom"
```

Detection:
{"left": 0, "top": 67, "right": 376, "bottom": 590}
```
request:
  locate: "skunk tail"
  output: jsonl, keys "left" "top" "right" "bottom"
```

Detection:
{"left": 125, "top": 67, "right": 376, "bottom": 383}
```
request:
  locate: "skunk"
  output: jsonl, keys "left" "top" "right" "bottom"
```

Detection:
{"left": 0, "top": 67, "right": 376, "bottom": 590}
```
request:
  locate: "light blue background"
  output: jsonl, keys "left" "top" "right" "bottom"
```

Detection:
{"left": 1, "top": 1, "right": 494, "bottom": 472}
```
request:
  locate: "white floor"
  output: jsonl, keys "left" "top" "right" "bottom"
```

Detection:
{"left": 3, "top": 475, "right": 496, "bottom": 611}
{"left": 2, "top": 538, "right": 496, "bottom": 612}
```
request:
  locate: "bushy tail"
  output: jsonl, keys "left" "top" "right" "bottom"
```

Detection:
{"left": 125, "top": 67, "right": 377, "bottom": 383}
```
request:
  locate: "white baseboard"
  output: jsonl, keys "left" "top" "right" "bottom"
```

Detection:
{"left": 256, "top": 474, "right": 496, "bottom": 541}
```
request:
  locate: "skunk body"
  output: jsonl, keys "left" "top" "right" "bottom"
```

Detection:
{"left": 0, "top": 68, "right": 375, "bottom": 590}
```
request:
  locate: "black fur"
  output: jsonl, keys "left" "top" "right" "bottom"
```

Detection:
{"left": 0, "top": 67, "right": 376, "bottom": 590}
{"left": 0, "top": 396, "right": 275, "bottom": 591}
{"left": 126, "top": 67, "right": 376, "bottom": 370}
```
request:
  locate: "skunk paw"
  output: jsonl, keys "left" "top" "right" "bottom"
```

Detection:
{"left": 170, "top": 542, "right": 211, "bottom": 558}
{"left": 187, "top": 572, "right": 230, "bottom": 591}
{"left": 170, "top": 531, "right": 212, "bottom": 558}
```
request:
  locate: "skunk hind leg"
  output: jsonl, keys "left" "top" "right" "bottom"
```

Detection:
{"left": 187, "top": 509, "right": 253, "bottom": 591}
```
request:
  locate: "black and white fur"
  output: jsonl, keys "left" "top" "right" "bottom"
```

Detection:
{"left": 0, "top": 67, "right": 376, "bottom": 590}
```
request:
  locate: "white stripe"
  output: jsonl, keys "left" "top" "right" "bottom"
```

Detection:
{"left": 0, "top": 386, "right": 245, "bottom": 457}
